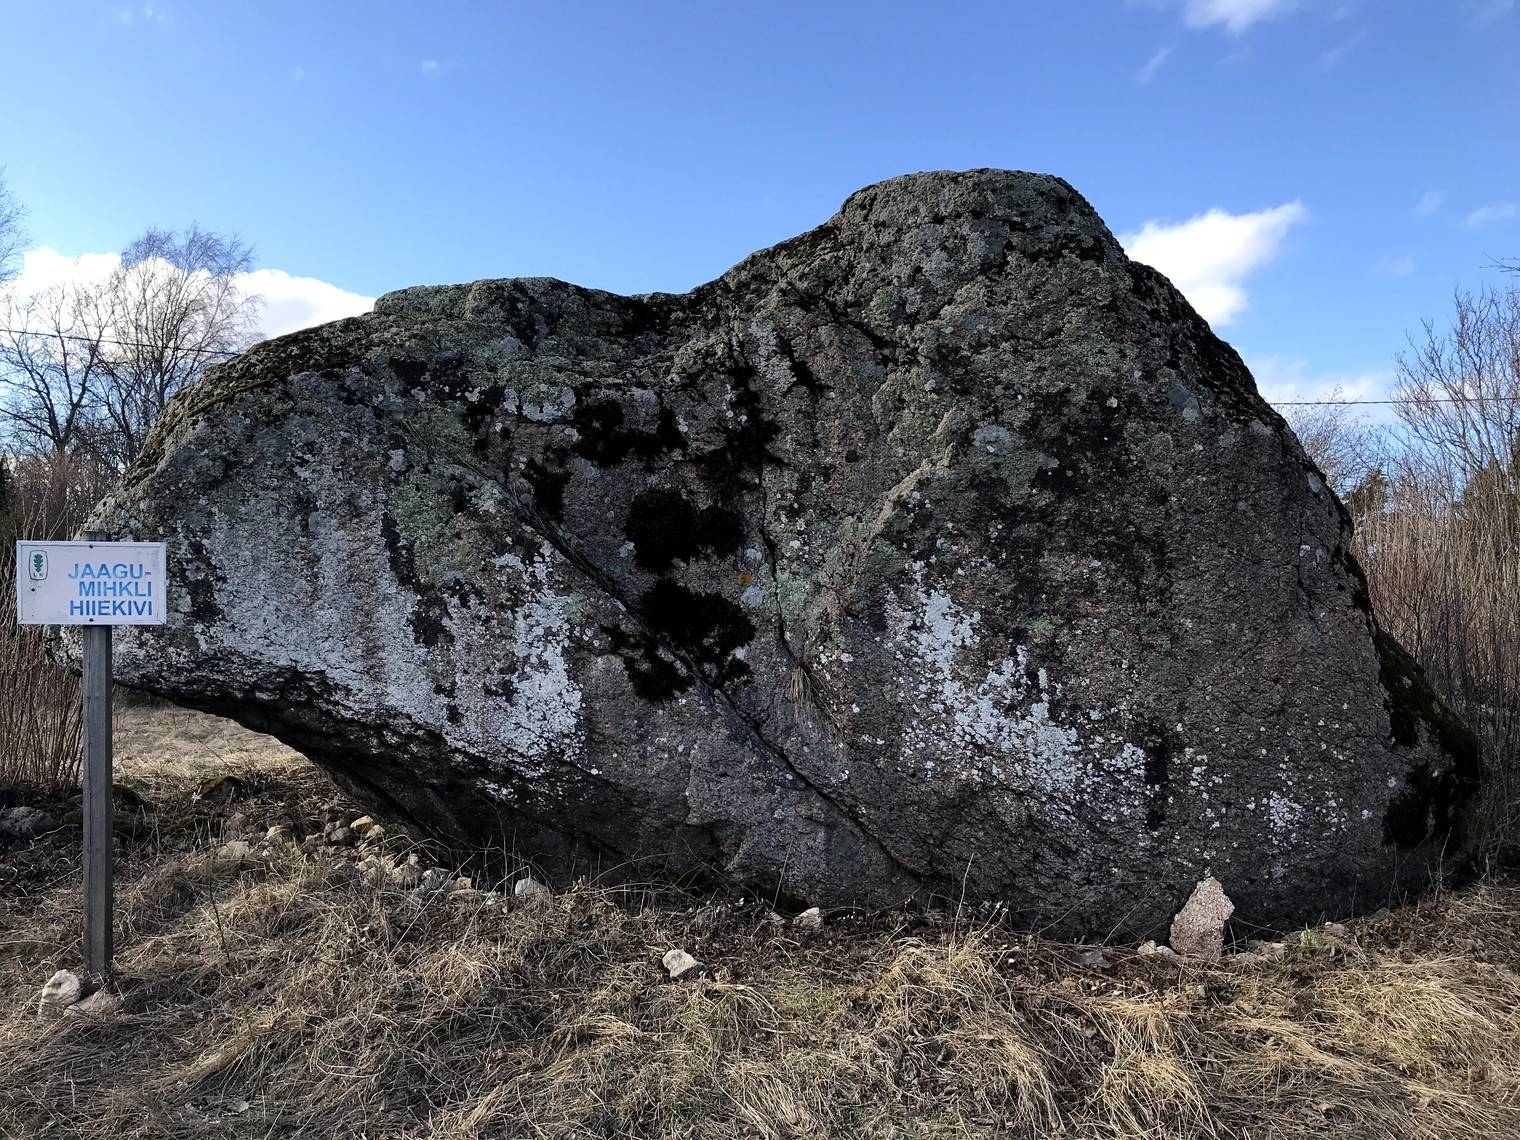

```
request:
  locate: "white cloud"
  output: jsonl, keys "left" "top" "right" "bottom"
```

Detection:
{"left": 1372, "top": 254, "right": 1415, "bottom": 278}
{"left": 1183, "top": 0, "right": 1295, "bottom": 34}
{"left": 4, "top": 246, "right": 373, "bottom": 344}
{"left": 10, "top": 247, "right": 120, "bottom": 296}
{"left": 1466, "top": 203, "right": 1517, "bottom": 227}
{"left": 1119, "top": 201, "right": 1307, "bottom": 326}
{"left": 1414, "top": 190, "right": 1444, "bottom": 217}
{"left": 421, "top": 59, "right": 440, "bottom": 77}
{"left": 240, "top": 268, "right": 374, "bottom": 341}
{"left": 1137, "top": 46, "right": 1174, "bottom": 82}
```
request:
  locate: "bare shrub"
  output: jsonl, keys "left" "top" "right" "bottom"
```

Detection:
{"left": 0, "top": 452, "right": 105, "bottom": 794}
{"left": 0, "top": 167, "right": 25, "bottom": 286}
{"left": 0, "top": 450, "right": 118, "bottom": 544}
{"left": 0, "top": 553, "right": 81, "bottom": 794}
{"left": 1394, "top": 286, "right": 1520, "bottom": 487}
{"left": 77, "top": 225, "right": 262, "bottom": 470}
{"left": 1353, "top": 459, "right": 1520, "bottom": 842}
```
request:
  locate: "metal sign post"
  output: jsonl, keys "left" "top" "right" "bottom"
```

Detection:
{"left": 15, "top": 534, "right": 168, "bottom": 977}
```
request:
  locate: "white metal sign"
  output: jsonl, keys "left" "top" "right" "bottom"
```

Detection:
{"left": 15, "top": 541, "right": 168, "bottom": 625}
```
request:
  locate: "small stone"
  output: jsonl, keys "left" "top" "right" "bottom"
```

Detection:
{"left": 264, "top": 824, "right": 294, "bottom": 844}
{"left": 37, "top": 969, "right": 82, "bottom": 1012}
{"left": 0, "top": 806, "right": 61, "bottom": 840}
{"left": 216, "top": 840, "right": 254, "bottom": 862}
{"left": 326, "top": 826, "right": 356, "bottom": 847}
{"left": 63, "top": 990, "right": 121, "bottom": 1019}
{"left": 793, "top": 907, "right": 824, "bottom": 930}
{"left": 1136, "top": 940, "right": 1178, "bottom": 958}
{"left": 1076, "top": 949, "right": 1113, "bottom": 970}
{"left": 1169, "top": 877, "right": 1235, "bottom": 960}
{"left": 350, "top": 816, "right": 375, "bottom": 831}
{"left": 513, "top": 876, "right": 550, "bottom": 901}
{"left": 662, "top": 949, "right": 709, "bottom": 980}
{"left": 363, "top": 824, "right": 386, "bottom": 841}
{"left": 419, "top": 867, "right": 454, "bottom": 893}
{"left": 391, "top": 860, "right": 422, "bottom": 889}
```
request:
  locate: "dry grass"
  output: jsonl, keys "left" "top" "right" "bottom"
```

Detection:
{"left": 2, "top": 712, "right": 1520, "bottom": 1139}
{"left": 1354, "top": 473, "right": 1520, "bottom": 839}
{"left": 111, "top": 704, "right": 309, "bottom": 803}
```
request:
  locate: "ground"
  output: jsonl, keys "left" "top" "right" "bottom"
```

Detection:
{"left": 1, "top": 706, "right": 1518, "bottom": 1139}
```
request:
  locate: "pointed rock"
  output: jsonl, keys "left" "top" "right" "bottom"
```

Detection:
{"left": 1169, "top": 877, "right": 1235, "bottom": 960}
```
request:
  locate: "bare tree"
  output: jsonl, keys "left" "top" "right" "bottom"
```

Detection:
{"left": 81, "top": 224, "right": 263, "bottom": 467}
{"left": 1392, "top": 284, "right": 1520, "bottom": 491}
{"left": 0, "top": 285, "right": 108, "bottom": 457}
{"left": 1280, "top": 387, "right": 1387, "bottom": 499}
{"left": 0, "top": 167, "right": 25, "bottom": 285}
{"left": 1, "top": 220, "right": 262, "bottom": 478}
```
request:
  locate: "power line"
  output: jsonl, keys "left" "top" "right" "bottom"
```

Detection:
{"left": 0, "top": 325, "right": 244, "bottom": 359}
{"left": 1275, "top": 397, "right": 1520, "bottom": 407}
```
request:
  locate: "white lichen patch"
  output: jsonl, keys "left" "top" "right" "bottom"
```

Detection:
{"left": 882, "top": 564, "right": 1142, "bottom": 820}
{"left": 1267, "top": 791, "right": 1304, "bottom": 839}
{"left": 457, "top": 544, "right": 586, "bottom": 771}
{"left": 154, "top": 505, "right": 584, "bottom": 783}
{"left": 521, "top": 384, "right": 576, "bottom": 422}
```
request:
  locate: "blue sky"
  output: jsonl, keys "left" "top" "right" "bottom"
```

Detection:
{"left": 1, "top": 0, "right": 1516, "bottom": 406}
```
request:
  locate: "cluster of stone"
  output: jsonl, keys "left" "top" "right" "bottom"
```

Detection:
{"left": 216, "top": 806, "right": 537, "bottom": 910}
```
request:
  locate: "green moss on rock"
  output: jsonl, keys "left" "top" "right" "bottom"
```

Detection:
{"left": 1375, "top": 630, "right": 1484, "bottom": 850}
